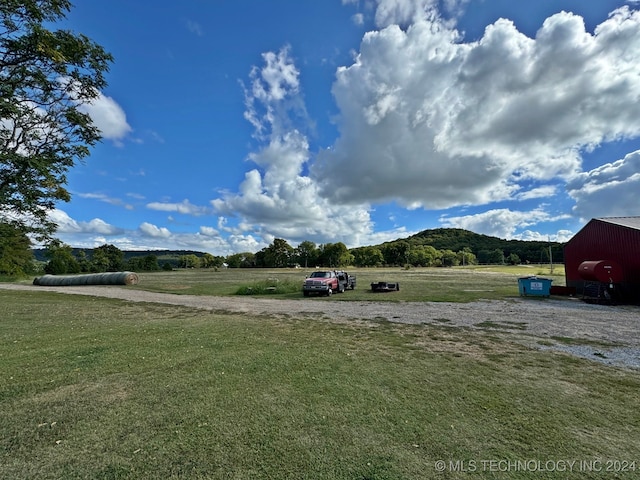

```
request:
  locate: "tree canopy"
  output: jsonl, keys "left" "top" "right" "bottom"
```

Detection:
{"left": 0, "top": 222, "right": 34, "bottom": 275}
{"left": 255, "top": 238, "right": 294, "bottom": 267}
{"left": 1, "top": 0, "right": 112, "bottom": 240}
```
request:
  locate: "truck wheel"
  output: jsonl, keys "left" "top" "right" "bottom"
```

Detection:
{"left": 303, "top": 291, "right": 309, "bottom": 297}
{"left": 326, "top": 288, "right": 333, "bottom": 296}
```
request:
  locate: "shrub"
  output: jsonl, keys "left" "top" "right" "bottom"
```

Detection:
{"left": 236, "top": 278, "right": 300, "bottom": 295}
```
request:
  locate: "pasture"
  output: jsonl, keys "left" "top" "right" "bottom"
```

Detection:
{"left": 127, "top": 264, "right": 566, "bottom": 302}
{"left": 2, "top": 266, "right": 639, "bottom": 479}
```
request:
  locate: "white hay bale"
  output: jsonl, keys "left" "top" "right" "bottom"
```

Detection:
{"left": 33, "top": 271, "right": 139, "bottom": 286}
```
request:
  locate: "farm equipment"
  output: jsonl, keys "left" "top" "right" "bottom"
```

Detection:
{"left": 370, "top": 281, "right": 400, "bottom": 292}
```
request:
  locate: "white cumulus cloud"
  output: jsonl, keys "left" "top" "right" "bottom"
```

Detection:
{"left": 79, "top": 91, "right": 132, "bottom": 142}
{"left": 312, "top": 7, "right": 640, "bottom": 213}
{"left": 567, "top": 149, "right": 640, "bottom": 221}
{"left": 212, "top": 46, "right": 381, "bottom": 247}
{"left": 48, "top": 209, "right": 122, "bottom": 235}
{"left": 440, "top": 207, "right": 568, "bottom": 240}
{"left": 78, "top": 218, "right": 124, "bottom": 235}
{"left": 139, "top": 222, "right": 171, "bottom": 238}
{"left": 146, "top": 199, "right": 210, "bottom": 216}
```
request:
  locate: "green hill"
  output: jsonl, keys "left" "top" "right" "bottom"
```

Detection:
{"left": 381, "top": 228, "right": 563, "bottom": 264}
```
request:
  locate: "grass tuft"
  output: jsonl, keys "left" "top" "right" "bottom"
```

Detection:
{"left": 235, "top": 278, "right": 300, "bottom": 295}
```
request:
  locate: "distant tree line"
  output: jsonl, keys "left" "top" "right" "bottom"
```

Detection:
{"left": 40, "top": 242, "right": 163, "bottom": 274}
{"left": 0, "top": 222, "right": 564, "bottom": 277}
{"left": 36, "top": 243, "right": 231, "bottom": 274}
{"left": 223, "top": 230, "right": 561, "bottom": 269}
{"left": 224, "top": 238, "right": 501, "bottom": 268}
{"left": 176, "top": 253, "right": 226, "bottom": 269}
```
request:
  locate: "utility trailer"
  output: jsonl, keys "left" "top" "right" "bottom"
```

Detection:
{"left": 370, "top": 281, "right": 400, "bottom": 292}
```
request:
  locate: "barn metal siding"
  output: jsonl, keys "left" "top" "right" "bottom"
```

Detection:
{"left": 564, "top": 218, "right": 640, "bottom": 302}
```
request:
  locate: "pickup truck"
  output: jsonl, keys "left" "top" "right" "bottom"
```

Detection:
{"left": 303, "top": 270, "right": 357, "bottom": 296}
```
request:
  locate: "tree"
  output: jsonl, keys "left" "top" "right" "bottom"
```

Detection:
{"left": 0, "top": 222, "right": 34, "bottom": 275}
{"left": 352, "top": 246, "right": 384, "bottom": 267}
{"left": 256, "top": 238, "right": 294, "bottom": 268}
{"left": 407, "top": 244, "right": 439, "bottom": 267}
{"left": 1, "top": 1, "right": 113, "bottom": 240}
{"left": 75, "top": 249, "right": 91, "bottom": 272}
{"left": 457, "top": 247, "right": 477, "bottom": 267}
{"left": 440, "top": 249, "right": 459, "bottom": 267}
{"left": 318, "top": 242, "right": 352, "bottom": 267}
{"left": 487, "top": 249, "right": 505, "bottom": 265}
{"left": 381, "top": 241, "right": 410, "bottom": 266}
{"left": 200, "top": 253, "right": 224, "bottom": 269}
{"left": 295, "top": 240, "right": 317, "bottom": 268}
{"left": 179, "top": 254, "right": 200, "bottom": 269}
{"left": 225, "top": 253, "right": 244, "bottom": 268}
{"left": 142, "top": 254, "right": 159, "bottom": 271}
{"left": 92, "top": 244, "right": 123, "bottom": 272}
{"left": 127, "top": 254, "right": 159, "bottom": 271}
{"left": 507, "top": 253, "right": 521, "bottom": 265}
{"left": 225, "top": 252, "right": 255, "bottom": 268}
{"left": 43, "top": 240, "right": 79, "bottom": 274}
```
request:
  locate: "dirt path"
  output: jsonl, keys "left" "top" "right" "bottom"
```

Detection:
{"left": 2, "top": 283, "right": 639, "bottom": 347}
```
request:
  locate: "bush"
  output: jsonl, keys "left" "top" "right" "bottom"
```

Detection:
{"left": 235, "top": 278, "right": 300, "bottom": 295}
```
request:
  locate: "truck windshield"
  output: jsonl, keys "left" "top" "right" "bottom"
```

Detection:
{"left": 309, "top": 272, "right": 330, "bottom": 278}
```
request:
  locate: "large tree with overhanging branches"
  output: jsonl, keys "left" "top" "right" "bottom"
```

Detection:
{"left": 1, "top": 0, "right": 112, "bottom": 241}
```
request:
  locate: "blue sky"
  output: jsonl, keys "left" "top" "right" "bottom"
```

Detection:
{"left": 46, "top": 0, "right": 640, "bottom": 255}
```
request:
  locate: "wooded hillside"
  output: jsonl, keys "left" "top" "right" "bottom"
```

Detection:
{"left": 402, "top": 228, "right": 563, "bottom": 263}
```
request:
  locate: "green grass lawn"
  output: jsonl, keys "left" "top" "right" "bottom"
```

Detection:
{"left": 1, "top": 289, "right": 638, "bottom": 479}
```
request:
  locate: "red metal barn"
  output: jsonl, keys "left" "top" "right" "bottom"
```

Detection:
{"left": 564, "top": 217, "right": 640, "bottom": 304}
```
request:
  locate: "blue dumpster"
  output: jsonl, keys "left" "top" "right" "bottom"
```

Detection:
{"left": 518, "top": 276, "right": 552, "bottom": 297}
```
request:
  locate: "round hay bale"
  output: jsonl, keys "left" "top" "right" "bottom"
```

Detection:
{"left": 33, "top": 272, "right": 139, "bottom": 286}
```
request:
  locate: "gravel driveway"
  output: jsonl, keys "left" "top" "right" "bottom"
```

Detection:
{"left": 2, "top": 283, "right": 639, "bottom": 368}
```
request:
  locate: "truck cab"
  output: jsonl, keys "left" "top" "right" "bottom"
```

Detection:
{"left": 302, "top": 270, "right": 357, "bottom": 296}
{"left": 303, "top": 271, "right": 338, "bottom": 296}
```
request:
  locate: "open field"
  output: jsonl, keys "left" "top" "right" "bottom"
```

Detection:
{"left": 2, "top": 267, "right": 639, "bottom": 479}
{"left": 12, "top": 265, "right": 566, "bottom": 302}
{"left": 118, "top": 265, "right": 566, "bottom": 303}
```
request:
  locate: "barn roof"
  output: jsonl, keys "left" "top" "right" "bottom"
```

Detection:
{"left": 597, "top": 216, "right": 640, "bottom": 230}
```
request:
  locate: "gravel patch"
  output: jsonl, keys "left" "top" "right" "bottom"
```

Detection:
{"left": 2, "top": 283, "right": 639, "bottom": 368}
{"left": 539, "top": 344, "right": 640, "bottom": 369}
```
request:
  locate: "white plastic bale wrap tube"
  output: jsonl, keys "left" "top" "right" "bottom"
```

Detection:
{"left": 33, "top": 272, "right": 139, "bottom": 286}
